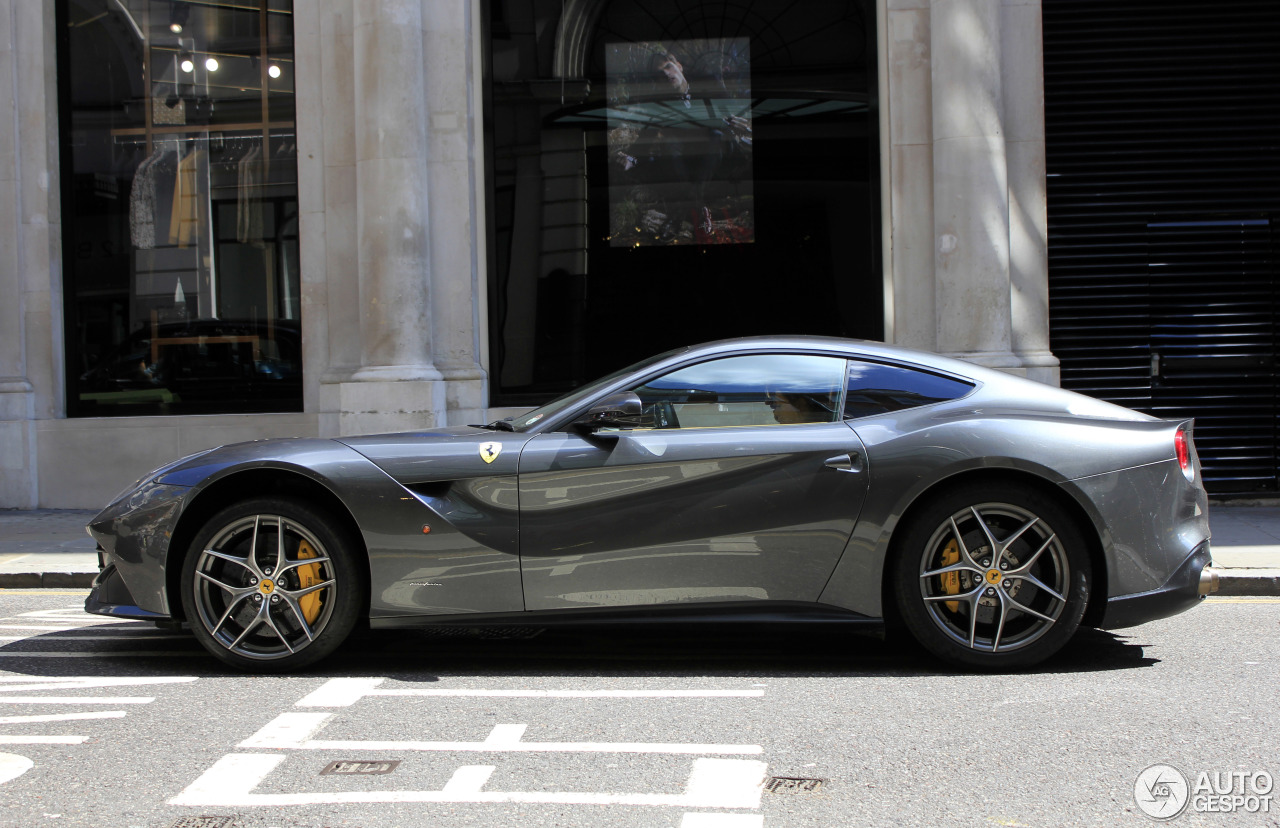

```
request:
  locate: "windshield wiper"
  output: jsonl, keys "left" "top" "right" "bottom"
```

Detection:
{"left": 473, "top": 420, "right": 516, "bottom": 432}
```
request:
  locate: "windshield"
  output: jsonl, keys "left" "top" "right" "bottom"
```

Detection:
{"left": 498, "top": 347, "right": 689, "bottom": 432}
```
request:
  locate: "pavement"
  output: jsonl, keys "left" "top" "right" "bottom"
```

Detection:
{"left": 0, "top": 504, "right": 1278, "bottom": 595}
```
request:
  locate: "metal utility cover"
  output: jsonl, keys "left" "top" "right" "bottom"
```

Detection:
{"left": 765, "top": 776, "right": 824, "bottom": 794}
{"left": 168, "top": 818, "right": 234, "bottom": 828}
{"left": 320, "top": 759, "right": 401, "bottom": 776}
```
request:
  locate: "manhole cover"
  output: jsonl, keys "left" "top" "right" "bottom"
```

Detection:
{"left": 169, "top": 818, "right": 234, "bottom": 828}
{"left": 765, "top": 776, "right": 824, "bottom": 794}
{"left": 320, "top": 759, "right": 401, "bottom": 776}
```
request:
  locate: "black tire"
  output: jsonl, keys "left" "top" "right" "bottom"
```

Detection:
{"left": 891, "top": 482, "right": 1091, "bottom": 669}
{"left": 180, "top": 497, "right": 365, "bottom": 672}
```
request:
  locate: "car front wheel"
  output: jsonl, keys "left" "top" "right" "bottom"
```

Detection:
{"left": 892, "top": 483, "right": 1091, "bottom": 669}
{"left": 180, "top": 497, "right": 364, "bottom": 671}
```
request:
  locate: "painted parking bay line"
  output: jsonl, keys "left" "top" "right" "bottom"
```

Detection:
{"left": 241, "top": 712, "right": 762, "bottom": 755}
{"left": 296, "top": 677, "right": 765, "bottom": 707}
{"left": 170, "top": 753, "right": 768, "bottom": 808}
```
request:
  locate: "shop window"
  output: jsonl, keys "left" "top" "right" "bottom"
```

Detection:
{"left": 57, "top": 0, "right": 300, "bottom": 416}
{"left": 484, "top": 0, "right": 880, "bottom": 406}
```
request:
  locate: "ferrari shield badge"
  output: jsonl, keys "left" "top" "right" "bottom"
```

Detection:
{"left": 479, "top": 441, "right": 502, "bottom": 464}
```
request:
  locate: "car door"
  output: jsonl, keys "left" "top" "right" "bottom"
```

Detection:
{"left": 517, "top": 353, "right": 869, "bottom": 611}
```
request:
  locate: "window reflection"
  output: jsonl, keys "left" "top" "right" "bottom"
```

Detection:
{"left": 634, "top": 354, "right": 846, "bottom": 428}
{"left": 60, "top": 0, "right": 300, "bottom": 416}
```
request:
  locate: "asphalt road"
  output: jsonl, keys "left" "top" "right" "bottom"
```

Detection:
{"left": 0, "top": 591, "right": 1274, "bottom": 828}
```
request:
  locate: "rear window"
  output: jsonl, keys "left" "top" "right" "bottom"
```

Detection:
{"left": 844, "top": 360, "right": 974, "bottom": 419}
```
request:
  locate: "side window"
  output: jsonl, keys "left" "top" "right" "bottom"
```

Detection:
{"left": 844, "top": 360, "right": 974, "bottom": 419}
{"left": 633, "top": 354, "right": 846, "bottom": 429}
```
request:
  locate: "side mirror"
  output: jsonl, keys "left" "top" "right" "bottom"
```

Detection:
{"left": 576, "top": 391, "right": 646, "bottom": 431}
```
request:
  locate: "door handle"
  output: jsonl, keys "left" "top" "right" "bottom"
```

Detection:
{"left": 823, "top": 452, "right": 863, "bottom": 473}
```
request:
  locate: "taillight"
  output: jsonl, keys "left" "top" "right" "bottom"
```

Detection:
{"left": 1175, "top": 427, "right": 1194, "bottom": 481}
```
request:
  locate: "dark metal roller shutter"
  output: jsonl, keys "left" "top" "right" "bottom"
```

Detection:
{"left": 1043, "top": 0, "right": 1280, "bottom": 494}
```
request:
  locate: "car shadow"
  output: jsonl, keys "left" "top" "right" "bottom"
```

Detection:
{"left": 0, "top": 621, "right": 1157, "bottom": 679}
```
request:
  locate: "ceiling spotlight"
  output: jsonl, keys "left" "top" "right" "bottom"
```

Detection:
{"left": 205, "top": 57, "right": 219, "bottom": 71}
{"left": 180, "top": 57, "right": 194, "bottom": 73}
{"left": 267, "top": 64, "right": 282, "bottom": 79}
{"left": 169, "top": 22, "right": 183, "bottom": 34}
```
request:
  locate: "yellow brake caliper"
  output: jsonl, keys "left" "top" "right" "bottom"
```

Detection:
{"left": 295, "top": 540, "right": 324, "bottom": 624}
{"left": 940, "top": 539, "right": 960, "bottom": 613}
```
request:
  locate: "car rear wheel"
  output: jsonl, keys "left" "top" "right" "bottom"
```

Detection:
{"left": 180, "top": 497, "right": 364, "bottom": 671}
{"left": 892, "top": 483, "right": 1091, "bottom": 669}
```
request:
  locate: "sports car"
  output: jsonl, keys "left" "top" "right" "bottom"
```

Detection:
{"left": 85, "top": 336, "right": 1217, "bottom": 671}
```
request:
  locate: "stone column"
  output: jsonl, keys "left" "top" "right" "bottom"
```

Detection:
{"left": 424, "top": 1, "right": 488, "bottom": 425}
{"left": 930, "top": 0, "right": 1022, "bottom": 371}
{"left": 1002, "top": 0, "right": 1059, "bottom": 385}
{"left": 886, "top": 0, "right": 936, "bottom": 352}
{"left": 337, "top": 0, "right": 445, "bottom": 434}
{"left": 0, "top": 0, "right": 61, "bottom": 507}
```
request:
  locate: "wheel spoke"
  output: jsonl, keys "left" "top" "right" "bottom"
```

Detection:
{"left": 1016, "top": 572, "right": 1066, "bottom": 604}
{"left": 274, "top": 515, "right": 287, "bottom": 575}
{"left": 994, "top": 516, "right": 1039, "bottom": 563}
{"left": 1007, "top": 534, "right": 1056, "bottom": 576}
{"left": 1004, "top": 594, "right": 1057, "bottom": 624}
{"left": 279, "top": 594, "right": 316, "bottom": 642}
{"left": 210, "top": 590, "right": 255, "bottom": 636}
{"left": 991, "top": 591, "right": 1009, "bottom": 652}
{"left": 969, "top": 506, "right": 1000, "bottom": 554}
{"left": 966, "top": 593, "right": 980, "bottom": 648}
{"left": 923, "top": 583, "right": 984, "bottom": 603}
{"left": 196, "top": 568, "right": 245, "bottom": 595}
{"left": 260, "top": 605, "right": 296, "bottom": 654}
{"left": 948, "top": 516, "right": 985, "bottom": 571}
{"left": 921, "top": 561, "right": 984, "bottom": 579}
{"left": 229, "top": 606, "right": 266, "bottom": 649}
{"left": 249, "top": 515, "right": 261, "bottom": 568}
{"left": 283, "top": 578, "right": 335, "bottom": 600}
{"left": 274, "top": 556, "right": 332, "bottom": 578}
{"left": 202, "top": 548, "right": 258, "bottom": 575}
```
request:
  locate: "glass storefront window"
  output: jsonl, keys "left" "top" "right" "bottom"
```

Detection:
{"left": 57, "top": 0, "right": 301, "bottom": 416}
{"left": 484, "top": 0, "right": 880, "bottom": 406}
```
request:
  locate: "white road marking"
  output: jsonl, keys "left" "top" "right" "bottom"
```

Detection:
{"left": 0, "top": 712, "right": 126, "bottom": 724}
{"left": 681, "top": 815, "right": 765, "bottom": 828}
{"left": 14, "top": 610, "right": 130, "bottom": 623}
{"left": 240, "top": 712, "right": 329, "bottom": 748}
{"left": 442, "top": 765, "right": 495, "bottom": 794}
{"left": 171, "top": 754, "right": 767, "bottom": 808}
{"left": 0, "top": 735, "right": 88, "bottom": 745}
{"left": 0, "top": 635, "right": 187, "bottom": 642}
{"left": 0, "top": 752, "right": 33, "bottom": 785}
{"left": 0, "top": 677, "right": 198, "bottom": 692}
{"left": 295, "top": 677, "right": 765, "bottom": 708}
{"left": 0, "top": 697, "right": 155, "bottom": 704}
{"left": 0, "top": 652, "right": 204, "bottom": 658}
{"left": 239, "top": 712, "right": 761, "bottom": 755}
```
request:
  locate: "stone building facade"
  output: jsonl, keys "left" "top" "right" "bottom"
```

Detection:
{"left": 0, "top": 0, "right": 1054, "bottom": 508}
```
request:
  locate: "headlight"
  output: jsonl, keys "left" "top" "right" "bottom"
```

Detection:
{"left": 106, "top": 449, "right": 213, "bottom": 506}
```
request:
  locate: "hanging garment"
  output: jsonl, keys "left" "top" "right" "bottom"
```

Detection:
{"left": 169, "top": 148, "right": 206, "bottom": 248}
{"left": 129, "top": 148, "right": 164, "bottom": 249}
{"left": 236, "top": 141, "right": 265, "bottom": 247}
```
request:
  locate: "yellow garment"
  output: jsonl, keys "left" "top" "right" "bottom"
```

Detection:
{"left": 168, "top": 149, "right": 205, "bottom": 248}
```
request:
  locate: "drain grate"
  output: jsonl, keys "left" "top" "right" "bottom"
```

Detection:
{"left": 320, "top": 759, "right": 401, "bottom": 776}
{"left": 169, "top": 818, "right": 234, "bottom": 828}
{"left": 765, "top": 776, "right": 824, "bottom": 794}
